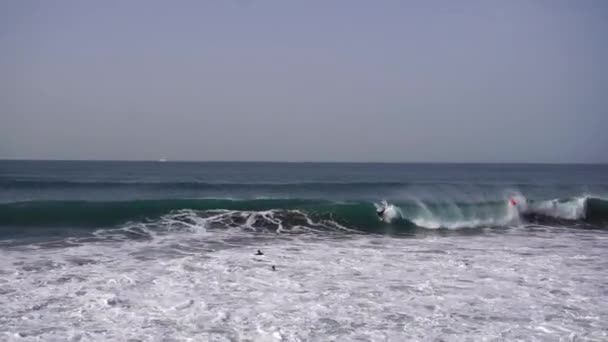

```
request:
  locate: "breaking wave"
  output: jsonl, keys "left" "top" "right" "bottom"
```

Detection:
{"left": 0, "top": 196, "right": 606, "bottom": 239}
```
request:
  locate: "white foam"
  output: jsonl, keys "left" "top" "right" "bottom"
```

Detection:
{"left": 525, "top": 197, "right": 587, "bottom": 220}
{"left": 375, "top": 200, "right": 402, "bottom": 223}
{"left": 1, "top": 227, "right": 607, "bottom": 341}
{"left": 380, "top": 192, "right": 592, "bottom": 229}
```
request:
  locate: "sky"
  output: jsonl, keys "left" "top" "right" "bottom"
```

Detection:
{"left": 1, "top": 0, "right": 607, "bottom": 163}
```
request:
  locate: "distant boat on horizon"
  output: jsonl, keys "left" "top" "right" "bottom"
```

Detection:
{"left": 158, "top": 158, "right": 168, "bottom": 162}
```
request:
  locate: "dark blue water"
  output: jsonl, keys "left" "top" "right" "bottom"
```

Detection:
{"left": 2, "top": 160, "right": 607, "bottom": 201}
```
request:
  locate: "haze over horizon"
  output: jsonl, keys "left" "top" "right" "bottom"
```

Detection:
{"left": 1, "top": 1, "right": 607, "bottom": 163}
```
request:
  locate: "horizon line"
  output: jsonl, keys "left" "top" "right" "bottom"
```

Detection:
{"left": 0, "top": 158, "right": 606, "bottom": 166}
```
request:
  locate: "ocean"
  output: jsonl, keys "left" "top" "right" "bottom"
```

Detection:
{"left": 1, "top": 160, "right": 607, "bottom": 341}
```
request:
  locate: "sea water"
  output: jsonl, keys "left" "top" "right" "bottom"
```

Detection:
{"left": 0, "top": 161, "right": 606, "bottom": 341}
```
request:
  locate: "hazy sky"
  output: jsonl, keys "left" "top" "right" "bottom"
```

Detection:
{"left": 1, "top": 0, "right": 607, "bottom": 163}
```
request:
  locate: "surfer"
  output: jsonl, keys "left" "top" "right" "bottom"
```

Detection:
{"left": 376, "top": 207, "right": 385, "bottom": 218}
{"left": 509, "top": 197, "right": 531, "bottom": 206}
{"left": 255, "top": 250, "right": 264, "bottom": 256}
{"left": 375, "top": 201, "right": 389, "bottom": 222}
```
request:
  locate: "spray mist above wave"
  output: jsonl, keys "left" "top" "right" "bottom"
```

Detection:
{"left": 373, "top": 197, "right": 521, "bottom": 229}
{"left": 381, "top": 195, "right": 607, "bottom": 229}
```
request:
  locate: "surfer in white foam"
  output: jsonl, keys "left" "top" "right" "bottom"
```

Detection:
{"left": 376, "top": 204, "right": 386, "bottom": 218}
{"left": 375, "top": 200, "right": 399, "bottom": 223}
